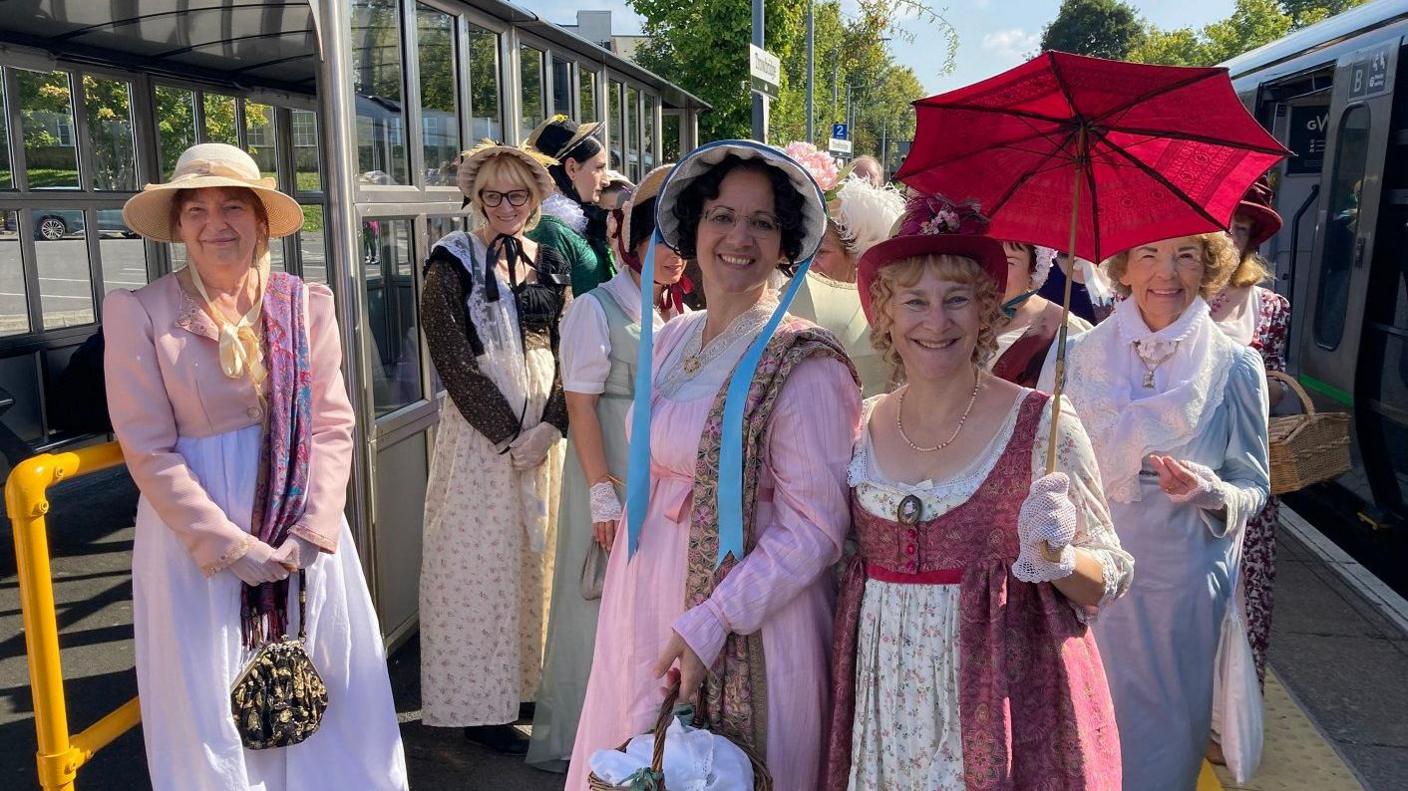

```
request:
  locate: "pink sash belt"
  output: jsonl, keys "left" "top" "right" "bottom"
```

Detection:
{"left": 865, "top": 563, "right": 963, "bottom": 585}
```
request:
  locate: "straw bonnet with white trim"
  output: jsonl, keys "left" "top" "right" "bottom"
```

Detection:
{"left": 455, "top": 140, "right": 557, "bottom": 203}
{"left": 122, "top": 143, "right": 304, "bottom": 243}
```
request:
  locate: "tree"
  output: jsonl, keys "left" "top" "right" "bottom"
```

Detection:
{"left": 1280, "top": 0, "right": 1370, "bottom": 28}
{"left": 1128, "top": 0, "right": 1362, "bottom": 67}
{"left": 629, "top": 0, "right": 951, "bottom": 147}
{"left": 1040, "top": 0, "right": 1143, "bottom": 60}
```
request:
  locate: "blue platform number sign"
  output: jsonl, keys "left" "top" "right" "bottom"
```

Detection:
{"left": 832, "top": 123, "right": 848, "bottom": 141}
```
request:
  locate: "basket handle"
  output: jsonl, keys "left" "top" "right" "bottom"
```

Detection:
{"left": 1268, "top": 371, "right": 1316, "bottom": 415}
{"left": 648, "top": 676, "right": 683, "bottom": 776}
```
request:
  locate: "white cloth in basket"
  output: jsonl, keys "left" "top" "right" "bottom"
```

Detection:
{"left": 588, "top": 719, "right": 754, "bottom": 789}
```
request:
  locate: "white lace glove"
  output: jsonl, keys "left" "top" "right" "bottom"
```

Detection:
{"left": 589, "top": 480, "right": 623, "bottom": 524}
{"left": 272, "top": 534, "right": 320, "bottom": 571}
{"left": 228, "top": 539, "right": 292, "bottom": 585}
{"left": 1161, "top": 459, "right": 1227, "bottom": 511}
{"left": 509, "top": 423, "right": 562, "bottom": 470}
{"left": 1013, "top": 472, "right": 1078, "bottom": 583}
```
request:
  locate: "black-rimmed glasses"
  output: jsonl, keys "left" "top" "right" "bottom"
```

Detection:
{"left": 480, "top": 189, "right": 531, "bottom": 208}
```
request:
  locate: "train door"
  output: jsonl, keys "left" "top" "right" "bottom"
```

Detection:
{"left": 1355, "top": 41, "right": 1408, "bottom": 525}
{"left": 1296, "top": 39, "right": 1401, "bottom": 514}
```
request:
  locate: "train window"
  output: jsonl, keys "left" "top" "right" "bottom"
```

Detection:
{"left": 552, "top": 57, "right": 573, "bottom": 119}
{"left": 1314, "top": 105, "right": 1371, "bottom": 350}
{"left": 626, "top": 86, "right": 639, "bottom": 182}
{"left": 417, "top": 4, "right": 460, "bottom": 187}
{"left": 580, "top": 70, "right": 597, "bottom": 124}
{"left": 99, "top": 215, "right": 148, "bottom": 295}
{"left": 32, "top": 207, "right": 94, "bottom": 328}
{"left": 608, "top": 80, "right": 624, "bottom": 171}
{"left": 202, "top": 93, "right": 238, "bottom": 145}
{"left": 520, "top": 45, "right": 546, "bottom": 137}
{"left": 0, "top": 77, "right": 11, "bottom": 189}
{"left": 468, "top": 25, "right": 501, "bottom": 141}
{"left": 352, "top": 0, "right": 410, "bottom": 186}
{"left": 292, "top": 110, "right": 322, "bottom": 192}
{"left": 16, "top": 69, "right": 79, "bottom": 190}
{"left": 0, "top": 211, "right": 27, "bottom": 336}
{"left": 82, "top": 77, "right": 137, "bottom": 191}
{"left": 362, "top": 218, "right": 421, "bottom": 415}
{"left": 297, "top": 206, "right": 327, "bottom": 285}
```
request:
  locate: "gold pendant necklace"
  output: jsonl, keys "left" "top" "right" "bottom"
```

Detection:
{"left": 895, "top": 372, "right": 981, "bottom": 453}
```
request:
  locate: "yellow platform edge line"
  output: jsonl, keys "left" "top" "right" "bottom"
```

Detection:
{"left": 1198, "top": 760, "right": 1225, "bottom": 791}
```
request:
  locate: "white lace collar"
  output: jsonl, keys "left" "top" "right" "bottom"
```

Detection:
{"left": 1064, "top": 297, "right": 1240, "bottom": 503}
{"left": 656, "top": 299, "right": 779, "bottom": 401}
{"left": 541, "top": 192, "right": 587, "bottom": 234}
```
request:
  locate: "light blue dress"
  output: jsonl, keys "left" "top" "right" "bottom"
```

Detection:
{"left": 1040, "top": 299, "right": 1270, "bottom": 791}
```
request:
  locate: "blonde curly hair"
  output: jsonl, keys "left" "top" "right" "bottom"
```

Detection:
{"left": 1105, "top": 232, "right": 1239, "bottom": 301}
{"left": 869, "top": 254, "right": 1001, "bottom": 381}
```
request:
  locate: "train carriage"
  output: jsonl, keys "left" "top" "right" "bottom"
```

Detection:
{"left": 1223, "top": 0, "right": 1408, "bottom": 585}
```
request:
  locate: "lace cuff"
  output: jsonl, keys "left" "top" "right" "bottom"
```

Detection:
{"left": 201, "top": 533, "right": 257, "bottom": 577}
{"left": 589, "top": 481, "right": 623, "bottom": 524}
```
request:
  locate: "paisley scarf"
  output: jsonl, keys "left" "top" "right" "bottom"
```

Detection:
{"left": 242, "top": 271, "right": 315, "bottom": 648}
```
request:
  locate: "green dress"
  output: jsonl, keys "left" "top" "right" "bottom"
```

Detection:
{"left": 788, "top": 271, "right": 890, "bottom": 397}
{"left": 526, "top": 278, "right": 643, "bottom": 770}
{"left": 529, "top": 214, "right": 614, "bottom": 295}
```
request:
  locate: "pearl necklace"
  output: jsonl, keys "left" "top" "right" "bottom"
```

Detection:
{"left": 895, "top": 373, "right": 981, "bottom": 453}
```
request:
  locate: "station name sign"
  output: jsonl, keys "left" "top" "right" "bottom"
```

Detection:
{"left": 749, "top": 44, "right": 781, "bottom": 100}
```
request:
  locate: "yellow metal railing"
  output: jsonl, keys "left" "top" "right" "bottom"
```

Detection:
{"left": 5, "top": 442, "right": 139, "bottom": 791}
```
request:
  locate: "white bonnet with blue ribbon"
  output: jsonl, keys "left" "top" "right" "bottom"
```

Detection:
{"left": 624, "top": 141, "right": 828, "bottom": 565}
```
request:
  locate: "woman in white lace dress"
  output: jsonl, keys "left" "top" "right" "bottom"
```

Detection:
{"left": 824, "top": 196, "right": 1130, "bottom": 790}
{"left": 1039, "top": 232, "right": 1271, "bottom": 790}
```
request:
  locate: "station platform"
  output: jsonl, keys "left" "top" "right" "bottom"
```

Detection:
{"left": 2, "top": 467, "right": 1404, "bottom": 789}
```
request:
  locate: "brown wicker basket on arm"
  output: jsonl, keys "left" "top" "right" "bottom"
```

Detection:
{"left": 585, "top": 678, "right": 773, "bottom": 790}
{"left": 1266, "top": 371, "right": 1352, "bottom": 496}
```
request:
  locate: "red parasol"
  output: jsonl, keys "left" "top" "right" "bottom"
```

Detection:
{"left": 895, "top": 50, "right": 1289, "bottom": 471}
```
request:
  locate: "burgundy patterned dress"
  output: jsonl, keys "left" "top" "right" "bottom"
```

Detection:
{"left": 1242, "top": 286, "right": 1290, "bottom": 685}
{"left": 824, "top": 391, "right": 1123, "bottom": 790}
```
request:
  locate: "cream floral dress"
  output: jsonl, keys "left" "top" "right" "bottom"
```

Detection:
{"left": 846, "top": 392, "right": 1132, "bottom": 790}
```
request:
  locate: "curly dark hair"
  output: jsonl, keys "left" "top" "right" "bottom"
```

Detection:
{"left": 671, "top": 155, "right": 809, "bottom": 265}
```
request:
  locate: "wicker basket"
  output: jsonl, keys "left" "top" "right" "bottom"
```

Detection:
{"left": 586, "top": 680, "right": 773, "bottom": 790}
{"left": 1267, "top": 371, "right": 1351, "bottom": 496}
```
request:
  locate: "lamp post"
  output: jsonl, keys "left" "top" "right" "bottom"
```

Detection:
{"left": 806, "top": 0, "right": 814, "bottom": 144}
{"left": 752, "top": 0, "right": 765, "bottom": 142}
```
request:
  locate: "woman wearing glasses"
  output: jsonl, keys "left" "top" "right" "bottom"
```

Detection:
{"left": 418, "top": 143, "right": 572, "bottom": 754}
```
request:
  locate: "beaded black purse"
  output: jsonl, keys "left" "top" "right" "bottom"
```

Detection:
{"left": 230, "top": 571, "right": 328, "bottom": 750}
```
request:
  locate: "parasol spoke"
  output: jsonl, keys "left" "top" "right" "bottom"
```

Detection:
{"left": 1098, "top": 124, "right": 1290, "bottom": 156}
{"left": 1086, "top": 68, "right": 1223, "bottom": 127}
{"left": 1046, "top": 50, "right": 1083, "bottom": 123}
{"left": 902, "top": 120, "right": 1072, "bottom": 171}
{"left": 1090, "top": 127, "right": 1234, "bottom": 231}
{"left": 912, "top": 100, "right": 1073, "bottom": 126}
{"left": 986, "top": 124, "right": 1085, "bottom": 217}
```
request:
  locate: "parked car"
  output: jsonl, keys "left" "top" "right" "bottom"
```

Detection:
{"left": 28, "top": 209, "right": 135, "bottom": 241}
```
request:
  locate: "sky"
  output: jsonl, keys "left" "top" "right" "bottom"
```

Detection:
{"left": 518, "top": 1, "right": 1242, "bottom": 95}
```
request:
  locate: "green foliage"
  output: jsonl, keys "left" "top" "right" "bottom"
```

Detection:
{"left": 628, "top": 0, "right": 949, "bottom": 156}
{"left": 1128, "top": 0, "right": 1364, "bottom": 67}
{"left": 1040, "top": 0, "right": 1144, "bottom": 60}
{"left": 1280, "top": 0, "right": 1369, "bottom": 28}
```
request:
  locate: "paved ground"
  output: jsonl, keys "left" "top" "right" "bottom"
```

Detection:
{"left": 1, "top": 467, "right": 1404, "bottom": 789}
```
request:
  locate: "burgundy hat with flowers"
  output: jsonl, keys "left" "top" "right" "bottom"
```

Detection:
{"left": 1236, "top": 176, "right": 1282, "bottom": 250}
{"left": 857, "top": 193, "right": 1008, "bottom": 323}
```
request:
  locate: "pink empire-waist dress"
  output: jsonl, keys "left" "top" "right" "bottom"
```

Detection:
{"left": 566, "top": 309, "right": 862, "bottom": 791}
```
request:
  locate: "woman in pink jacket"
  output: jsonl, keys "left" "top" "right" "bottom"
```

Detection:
{"left": 104, "top": 143, "right": 407, "bottom": 790}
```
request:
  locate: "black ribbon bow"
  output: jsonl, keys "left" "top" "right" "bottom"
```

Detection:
{"left": 483, "top": 233, "right": 535, "bottom": 302}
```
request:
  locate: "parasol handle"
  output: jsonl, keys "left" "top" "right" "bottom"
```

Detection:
{"left": 1045, "top": 128, "right": 1087, "bottom": 475}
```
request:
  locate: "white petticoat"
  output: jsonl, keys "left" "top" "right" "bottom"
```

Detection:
{"left": 131, "top": 424, "right": 408, "bottom": 791}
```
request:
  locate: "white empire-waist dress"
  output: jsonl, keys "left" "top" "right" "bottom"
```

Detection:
{"left": 103, "top": 276, "right": 408, "bottom": 791}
